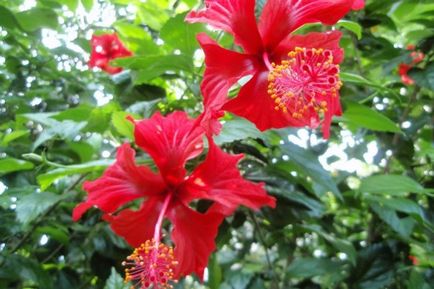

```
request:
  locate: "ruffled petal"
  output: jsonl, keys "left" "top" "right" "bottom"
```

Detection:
{"left": 259, "top": 0, "right": 355, "bottom": 51}
{"left": 197, "top": 33, "right": 259, "bottom": 135}
{"left": 180, "top": 138, "right": 275, "bottom": 215}
{"left": 72, "top": 143, "right": 165, "bottom": 221}
{"left": 133, "top": 112, "right": 204, "bottom": 185}
{"left": 103, "top": 196, "right": 164, "bottom": 247}
{"left": 273, "top": 31, "right": 344, "bottom": 64}
{"left": 186, "top": 0, "right": 262, "bottom": 54}
{"left": 167, "top": 204, "right": 224, "bottom": 280}
{"left": 223, "top": 71, "right": 301, "bottom": 131}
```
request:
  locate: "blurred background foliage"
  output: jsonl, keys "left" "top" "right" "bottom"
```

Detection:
{"left": 0, "top": 0, "right": 433, "bottom": 288}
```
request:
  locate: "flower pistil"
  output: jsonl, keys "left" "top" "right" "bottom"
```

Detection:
{"left": 123, "top": 194, "right": 178, "bottom": 289}
{"left": 267, "top": 47, "right": 342, "bottom": 119}
{"left": 123, "top": 240, "right": 178, "bottom": 289}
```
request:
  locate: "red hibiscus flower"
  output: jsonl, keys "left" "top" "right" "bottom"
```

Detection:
{"left": 408, "top": 255, "right": 419, "bottom": 266}
{"left": 88, "top": 33, "right": 132, "bottom": 75}
{"left": 186, "top": 0, "right": 364, "bottom": 138}
{"left": 73, "top": 111, "right": 275, "bottom": 287}
{"left": 398, "top": 44, "right": 425, "bottom": 86}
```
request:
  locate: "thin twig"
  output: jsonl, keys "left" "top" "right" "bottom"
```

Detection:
{"left": 41, "top": 243, "right": 64, "bottom": 264}
{"left": 248, "top": 211, "right": 280, "bottom": 289}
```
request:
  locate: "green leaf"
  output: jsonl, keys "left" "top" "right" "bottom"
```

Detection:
{"left": 0, "top": 255, "right": 53, "bottom": 289}
{"left": 136, "top": 1, "right": 169, "bottom": 30}
{"left": 104, "top": 268, "right": 129, "bottom": 289}
{"left": 214, "top": 117, "right": 264, "bottom": 145}
{"left": 337, "top": 20, "right": 362, "bottom": 39}
{"left": 287, "top": 258, "right": 343, "bottom": 278}
{"left": 302, "top": 224, "right": 357, "bottom": 266}
{"left": 22, "top": 112, "right": 57, "bottom": 126}
{"left": 16, "top": 192, "right": 63, "bottom": 225}
{"left": 160, "top": 12, "right": 204, "bottom": 55}
{"left": 68, "top": 141, "right": 95, "bottom": 162}
{"left": 364, "top": 195, "right": 425, "bottom": 218}
{"left": 80, "top": 0, "right": 93, "bottom": 11}
{"left": 408, "top": 270, "right": 432, "bottom": 289}
{"left": 0, "top": 5, "right": 20, "bottom": 30}
{"left": 52, "top": 105, "right": 93, "bottom": 122}
{"left": 277, "top": 134, "right": 341, "bottom": 199}
{"left": 35, "top": 225, "right": 69, "bottom": 245}
{"left": 32, "top": 120, "right": 87, "bottom": 150}
{"left": 56, "top": 0, "right": 79, "bottom": 11}
{"left": 113, "top": 21, "right": 159, "bottom": 54}
{"left": 408, "top": 63, "right": 434, "bottom": 90}
{"left": 360, "top": 175, "right": 428, "bottom": 196}
{"left": 219, "top": 271, "right": 253, "bottom": 289}
{"left": 111, "top": 111, "right": 134, "bottom": 140}
{"left": 340, "top": 73, "right": 398, "bottom": 98}
{"left": 1, "top": 130, "right": 29, "bottom": 146}
{"left": 0, "top": 158, "right": 34, "bottom": 175}
{"left": 339, "top": 101, "right": 401, "bottom": 133}
{"left": 16, "top": 8, "right": 58, "bottom": 32}
{"left": 114, "top": 55, "right": 192, "bottom": 84}
{"left": 270, "top": 186, "right": 325, "bottom": 217}
{"left": 371, "top": 204, "right": 415, "bottom": 239}
{"left": 37, "top": 159, "right": 113, "bottom": 190}
{"left": 85, "top": 103, "right": 120, "bottom": 133}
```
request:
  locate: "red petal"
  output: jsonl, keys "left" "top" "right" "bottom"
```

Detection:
{"left": 101, "top": 65, "right": 123, "bottom": 75}
{"left": 398, "top": 64, "right": 414, "bottom": 85}
{"left": 197, "top": 33, "right": 258, "bottom": 135}
{"left": 322, "top": 92, "right": 342, "bottom": 139}
{"left": 133, "top": 111, "right": 204, "bottom": 184}
{"left": 223, "top": 71, "right": 302, "bottom": 131}
{"left": 180, "top": 138, "right": 275, "bottom": 215}
{"left": 259, "top": 0, "right": 355, "bottom": 50}
{"left": 186, "top": 0, "right": 262, "bottom": 54}
{"left": 89, "top": 33, "right": 132, "bottom": 74}
{"left": 273, "top": 31, "right": 344, "bottom": 64}
{"left": 72, "top": 143, "right": 165, "bottom": 221}
{"left": 167, "top": 204, "right": 224, "bottom": 279}
{"left": 352, "top": 0, "right": 365, "bottom": 10}
{"left": 103, "top": 197, "right": 164, "bottom": 247}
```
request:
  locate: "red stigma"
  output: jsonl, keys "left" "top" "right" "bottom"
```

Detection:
{"left": 267, "top": 47, "right": 342, "bottom": 119}
{"left": 123, "top": 239, "right": 178, "bottom": 289}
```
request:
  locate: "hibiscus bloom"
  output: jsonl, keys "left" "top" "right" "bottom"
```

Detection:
{"left": 88, "top": 33, "right": 132, "bottom": 74}
{"left": 186, "top": 0, "right": 364, "bottom": 138}
{"left": 398, "top": 44, "right": 424, "bottom": 85}
{"left": 408, "top": 255, "right": 419, "bottom": 266}
{"left": 73, "top": 111, "right": 275, "bottom": 287}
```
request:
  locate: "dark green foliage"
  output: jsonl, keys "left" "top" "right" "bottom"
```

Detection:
{"left": 0, "top": 0, "right": 433, "bottom": 289}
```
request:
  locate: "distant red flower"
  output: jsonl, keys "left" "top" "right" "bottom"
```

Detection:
{"left": 398, "top": 64, "right": 414, "bottom": 85}
{"left": 73, "top": 111, "right": 275, "bottom": 287}
{"left": 398, "top": 45, "right": 425, "bottom": 85}
{"left": 88, "top": 33, "right": 132, "bottom": 74}
{"left": 408, "top": 255, "right": 419, "bottom": 266}
{"left": 187, "top": 0, "right": 364, "bottom": 138}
